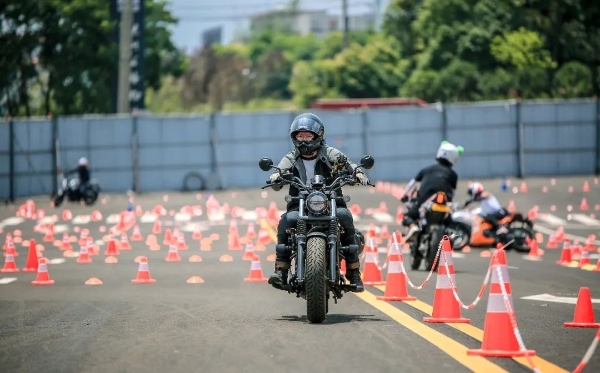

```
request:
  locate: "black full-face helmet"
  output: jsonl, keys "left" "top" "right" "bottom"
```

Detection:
{"left": 289, "top": 113, "right": 325, "bottom": 156}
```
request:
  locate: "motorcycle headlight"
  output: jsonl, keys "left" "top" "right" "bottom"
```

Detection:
{"left": 306, "top": 192, "right": 328, "bottom": 214}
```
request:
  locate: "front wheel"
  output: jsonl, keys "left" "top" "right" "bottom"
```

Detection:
{"left": 305, "top": 237, "right": 328, "bottom": 324}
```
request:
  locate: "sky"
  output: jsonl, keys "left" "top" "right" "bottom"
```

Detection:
{"left": 165, "top": 0, "right": 390, "bottom": 54}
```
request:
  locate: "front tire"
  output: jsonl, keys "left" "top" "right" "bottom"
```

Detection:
{"left": 305, "top": 237, "right": 327, "bottom": 324}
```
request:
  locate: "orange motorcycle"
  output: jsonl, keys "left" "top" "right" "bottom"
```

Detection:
{"left": 450, "top": 206, "right": 534, "bottom": 252}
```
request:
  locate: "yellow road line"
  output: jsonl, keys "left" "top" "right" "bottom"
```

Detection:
{"left": 357, "top": 290, "right": 509, "bottom": 373}
{"left": 373, "top": 285, "right": 569, "bottom": 373}
{"left": 260, "top": 220, "right": 507, "bottom": 372}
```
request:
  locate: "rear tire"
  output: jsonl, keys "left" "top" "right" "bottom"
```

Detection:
{"left": 305, "top": 237, "right": 327, "bottom": 324}
{"left": 426, "top": 227, "right": 444, "bottom": 272}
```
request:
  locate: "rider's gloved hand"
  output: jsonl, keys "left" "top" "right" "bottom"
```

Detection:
{"left": 269, "top": 172, "right": 281, "bottom": 183}
{"left": 400, "top": 194, "right": 409, "bottom": 203}
{"left": 356, "top": 172, "right": 369, "bottom": 186}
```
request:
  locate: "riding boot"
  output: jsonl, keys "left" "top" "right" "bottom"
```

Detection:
{"left": 269, "top": 235, "right": 291, "bottom": 290}
{"left": 269, "top": 260, "right": 290, "bottom": 290}
{"left": 345, "top": 262, "right": 364, "bottom": 293}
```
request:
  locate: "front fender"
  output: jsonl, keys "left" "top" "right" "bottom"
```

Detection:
{"left": 306, "top": 232, "right": 328, "bottom": 241}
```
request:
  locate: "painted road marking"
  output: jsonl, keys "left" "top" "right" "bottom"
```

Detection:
{"left": 538, "top": 213, "right": 567, "bottom": 226}
{"left": 373, "top": 285, "right": 569, "bottom": 373}
{"left": 356, "top": 291, "right": 509, "bottom": 373}
{"left": 0, "top": 278, "right": 17, "bottom": 285}
{"left": 105, "top": 214, "right": 120, "bottom": 224}
{"left": 48, "top": 258, "right": 66, "bottom": 264}
{"left": 72, "top": 215, "right": 91, "bottom": 225}
{"left": 140, "top": 214, "right": 157, "bottom": 223}
{"left": 570, "top": 214, "right": 600, "bottom": 227}
{"left": 521, "top": 294, "right": 600, "bottom": 305}
{"left": 0, "top": 217, "right": 25, "bottom": 228}
{"left": 535, "top": 225, "right": 600, "bottom": 246}
{"left": 372, "top": 212, "right": 394, "bottom": 223}
{"left": 262, "top": 218, "right": 496, "bottom": 371}
{"left": 242, "top": 211, "right": 258, "bottom": 221}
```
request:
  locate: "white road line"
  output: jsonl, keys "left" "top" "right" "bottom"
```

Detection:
{"left": 372, "top": 212, "right": 394, "bottom": 223}
{"left": 140, "top": 214, "right": 157, "bottom": 223}
{"left": 570, "top": 214, "right": 600, "bottom": 227}
{"left": 535, "top": 224, "right": 600, "bottom": 245}
{"left": 105, "top": 214, "right": 120, "bottom": 224}
{"left": 0, "top": 217, "right": 25, "bottom": 228}
{"left": 538, "top": 213, "right": 567, "bottom": 226}
{"left": 0, "top": 277, "right": 17, "bottom": 285}
{"left": 72, "top": 215, "right": 91, "bottom": 225}
{"left": 48, "top": 258, "right": 66, "bottom": 264}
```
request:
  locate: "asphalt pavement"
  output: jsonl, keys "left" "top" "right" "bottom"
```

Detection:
{"left": 1, "top": 175, "right": 599, "bottom": 373}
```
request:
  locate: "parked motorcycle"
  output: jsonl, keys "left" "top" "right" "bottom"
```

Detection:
{"left": 448, "top": 205, "right": 534, "bottom": 252}
{"left": 402, "top": 192, "right": 452, "bottom": 272}
{"left": 259, "top": 154, "right": 375, "bottom": 324}
{"left": 52, "top": 174, "right": 101, "bottom": 207}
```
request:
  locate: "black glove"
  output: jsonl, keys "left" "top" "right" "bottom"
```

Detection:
{"left": 400, "top": 195, "right": 409, "bottom": 203}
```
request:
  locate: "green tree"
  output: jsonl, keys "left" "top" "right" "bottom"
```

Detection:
{"left": 490, "top": 28, "right": 557, "bottom": 70}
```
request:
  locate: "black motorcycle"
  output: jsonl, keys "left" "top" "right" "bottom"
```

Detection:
{"left": 403, "top": 191, "right": 452, "bottom": 272}
{"left": 53, "top": 173, "right": 101, "bottom": 207}
{"left": 259, "top": 154, "right": 375, "bottom": 324}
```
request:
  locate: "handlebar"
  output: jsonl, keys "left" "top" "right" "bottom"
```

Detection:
{"left": 262, "top": 172, "right": 374, "bottom": 192}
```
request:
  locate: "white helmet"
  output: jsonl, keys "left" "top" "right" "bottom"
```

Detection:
{"left": 468, "top": 182, "right": 484, "bottom": 197}
{"left": 78, "top": 157, "right": 88, "bottom": 166}
{"left": 436, "top": 141, "right": 464, "bottom": 166}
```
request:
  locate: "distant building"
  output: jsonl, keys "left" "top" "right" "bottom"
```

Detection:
{"left": 249, "top": 9, "right": 374, "bottom": 38}
{"left": 202, "top": 26, "right": 223, "bottom": 48}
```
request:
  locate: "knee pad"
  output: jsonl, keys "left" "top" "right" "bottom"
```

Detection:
{"left": 354, "top": 231, "right": 365, "bottom": 255}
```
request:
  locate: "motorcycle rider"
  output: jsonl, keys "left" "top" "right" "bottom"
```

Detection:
{"left": 268, "top": 113, "right": 371, "bottom": 292}
{"left": 399, "top": 141, "right": 464, "bottom": 243}
{"left": 463, "top": 182, "right": 509, "bottom": 237}
{"left": 64, "top": 157, "right": 91, "bottom": 193}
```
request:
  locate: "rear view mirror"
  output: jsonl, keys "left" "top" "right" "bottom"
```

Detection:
{"left": 259, "top": 158, "right": 273, "bottom": 171}
{"left": 360, "top": 155, "right": 374, "bottom": 170}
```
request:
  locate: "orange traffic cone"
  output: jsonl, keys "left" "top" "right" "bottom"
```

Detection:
{"left": 130, "top": 225, "right": 143, "bottom": 241}
{"left": 131, "top": 257, "right": 156, "bottom": 284}
{"left": 424, "top": 235, "right": 470, "bottom": 324}
{"left": 104, "top": 239, "right": 119, "bottom": 256}
{"left": 22, "top": 239, "right": 39, "bottom": 272}
{"left": 362, "top": 238, "right": 384, "bottom": 285}
{"left": 152, "top": 220, "right": 162, "bottom": 234}
{"left": 60, "top": 232, "right": 71, "bottom": 250}
{"left": 556, "top": 239, "right": 572, "bottom": 265}
{"left": 244, "top": 256, "right": 268, "bottom": 282}
{"left": 376, "top": 233, "right": 416, "bottom": 301}
{"left": 31, "top": 258, "right": 55, "bottom": 285}
{"left": 165, "top": 245, "right": 182, "bottom": 262}
{"left": 564, "top": 287, "right": 600, "bottom": 328}
{"left": 1, "top": 253, "right": 19, "bottom": 273}
{"left": 120, "top": 233, "right": 131, "bottom": 250}
{"left": 76, "top": 244, "right": 92, "bottom": 263}
{"left": 526, "top": 239, "right": 542, "bottom": 260}
{"left": 229, "top": 232, "right": 243, "bottom": 251}
{"left": 468, "top": 249, "right": 536, "bottom": 357}
{"left": 242, "top": 242, "right": 257, "bottom": 261}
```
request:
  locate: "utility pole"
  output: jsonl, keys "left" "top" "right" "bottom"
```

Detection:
{"left": 342, "top": 0, "right": 349, "bottom": 48}
{"left": 374, "top": 0, "right": 382, "bottom": 29}
{"left": 117, "top": 0, "right": 133, "bottom": 113}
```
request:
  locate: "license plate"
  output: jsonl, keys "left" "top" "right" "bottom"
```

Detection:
{"left": 510, "top": 222, "right": 526, "bottom": 228}
{"left": 431, "top": 203, "right": 450, "bottom": 213}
